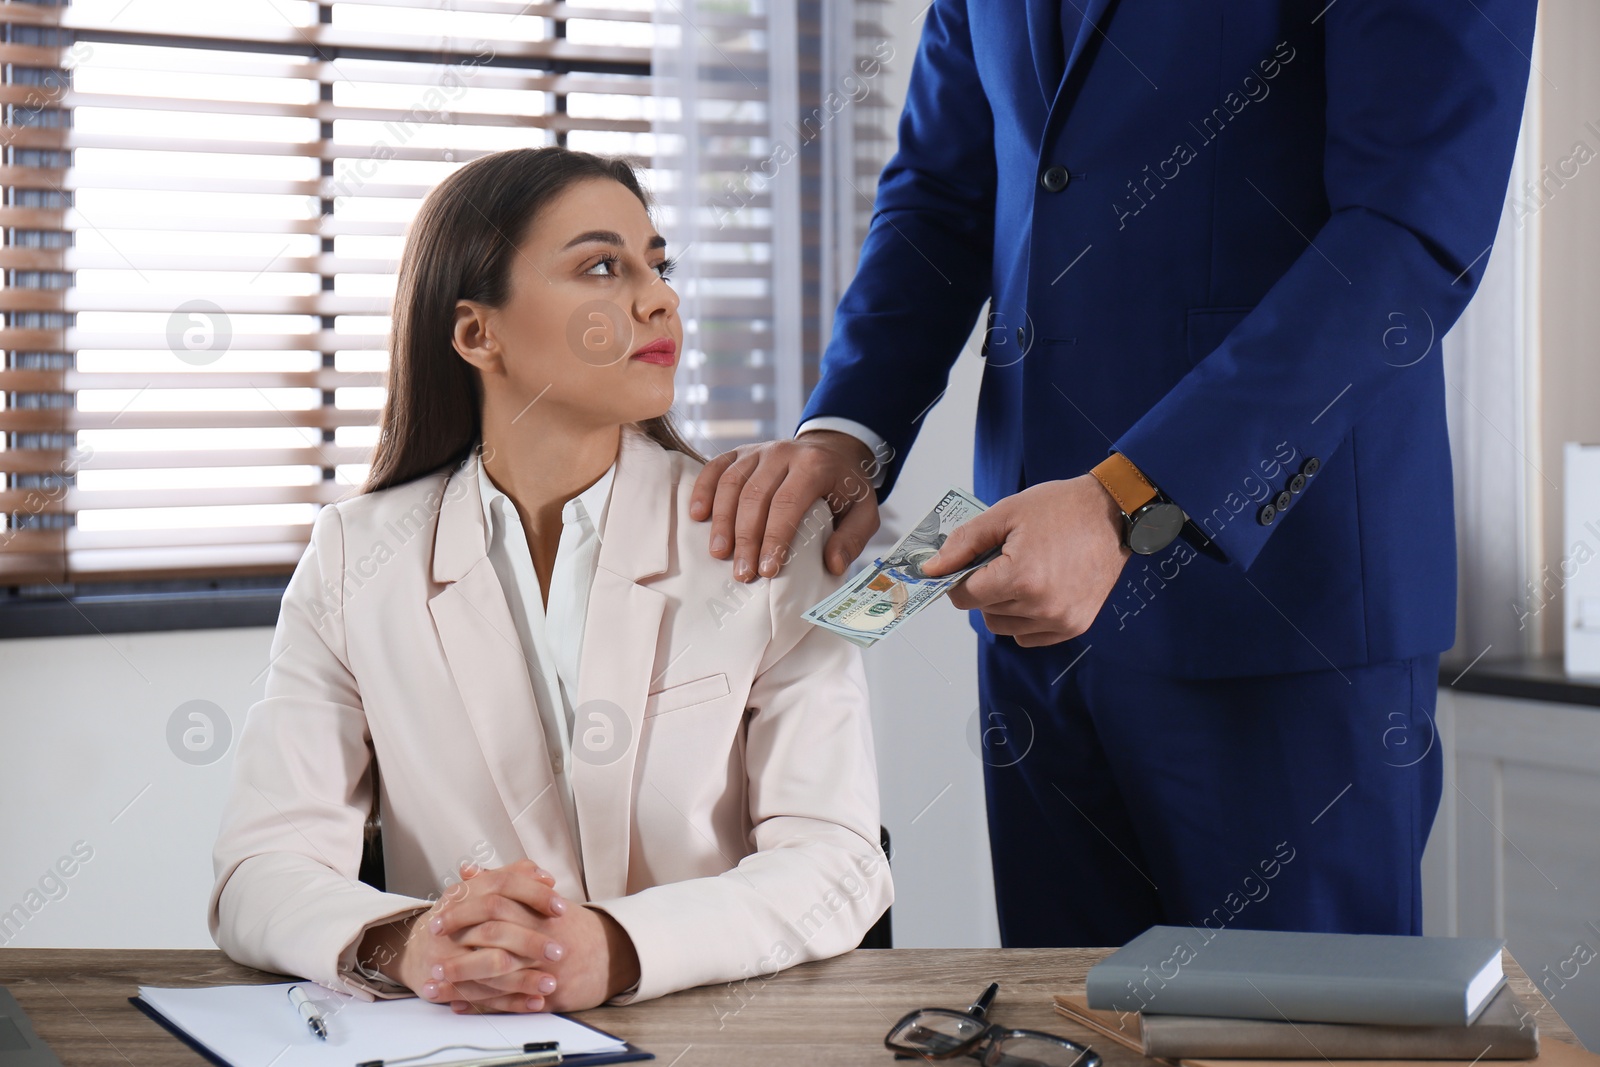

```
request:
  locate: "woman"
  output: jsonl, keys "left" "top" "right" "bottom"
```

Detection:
{"left": 208, "top": 147, "right": 891, "bottom": 1013}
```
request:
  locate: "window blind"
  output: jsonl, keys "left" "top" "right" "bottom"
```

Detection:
{"left": 0, "top": 0, "right": 894, "bottom": 588}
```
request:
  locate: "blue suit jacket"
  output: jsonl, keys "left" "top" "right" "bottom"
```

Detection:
{"left": 801, "top": 0, "right": 1536, "bottom": 678}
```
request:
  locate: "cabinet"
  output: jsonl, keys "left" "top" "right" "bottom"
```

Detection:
{"left": 1426, "top": 659, "right": 1600, "bottom": 1047}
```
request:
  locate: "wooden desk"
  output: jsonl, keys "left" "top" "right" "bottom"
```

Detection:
{"left": 0, "top": 948, "right": 1583, "bottom": 1066}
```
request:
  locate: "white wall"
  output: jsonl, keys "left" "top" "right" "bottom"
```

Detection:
{"left": 1528, "top": 0, "right": 1600, "bottom": 656}
{"left": 0, "top": 627, "right": 271, "bottom": 949}
{"left": 847, "top": 0, "right": 999, "bottom": 950}
{"left": 856, "top": 340, "right": 999, "bottom": 949}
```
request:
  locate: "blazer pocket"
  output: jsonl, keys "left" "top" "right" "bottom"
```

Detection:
{"left": 644, "top": 672, "right": 731, "bottom": 718}
{"left": 1186, "top": 305, "right": 1255, "bottom": 366}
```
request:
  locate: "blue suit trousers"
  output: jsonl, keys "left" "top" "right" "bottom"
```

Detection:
{"left": 977, "top": 638, "right": 1442, "bottom": 944}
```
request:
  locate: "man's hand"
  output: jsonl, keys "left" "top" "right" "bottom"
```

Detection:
{"left": 920, "top": 475, "right": 1131, "bottom": 646}
{"left": 689, "top": 430, "right": 882, "bottom": 580}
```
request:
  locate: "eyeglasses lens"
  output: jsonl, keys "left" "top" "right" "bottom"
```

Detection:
{"left": 888, "top": 1010, "right": 989, "bottom": 1056}
{"left": 982, "top": 1032, "right": 1098, "bottom": 1067}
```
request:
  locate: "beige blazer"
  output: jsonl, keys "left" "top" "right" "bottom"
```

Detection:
{"left": 208, "top": 427, "right": 892, "bottom": 1003}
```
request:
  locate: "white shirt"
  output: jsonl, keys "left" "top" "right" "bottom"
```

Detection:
{"left": 476, "top": 450, "right": 615, "bottom": 853}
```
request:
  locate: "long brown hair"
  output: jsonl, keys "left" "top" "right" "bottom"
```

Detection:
{"left": 362, "top": 146, "right": 703, "bottom": 495}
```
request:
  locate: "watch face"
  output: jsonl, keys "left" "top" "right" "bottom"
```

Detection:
{"left": 1128, "top": 502, "right": 1185, "bottom": 555}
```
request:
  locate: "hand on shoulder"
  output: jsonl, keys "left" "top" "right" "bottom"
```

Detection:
{"left": 688, "top": 430, "right": 883, "bottom": 581}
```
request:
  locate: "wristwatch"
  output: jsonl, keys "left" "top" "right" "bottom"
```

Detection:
{"left": 1089, "top": 453, "right": 1186, "bottom": 555}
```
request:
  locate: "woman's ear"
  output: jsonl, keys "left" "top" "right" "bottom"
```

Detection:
{"left": 452, "top": 300, "right": 501, "bottom": 375}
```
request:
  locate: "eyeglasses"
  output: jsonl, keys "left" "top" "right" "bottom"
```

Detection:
{"left": 884, "top": 982, "right": 1102, "bottom": 1067}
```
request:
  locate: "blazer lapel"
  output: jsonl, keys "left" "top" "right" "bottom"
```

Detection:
{"left": 1030, "top": 0, "right": 1118, "bottom": 116}
{"left": 427, "top": 454, "right": 581, "bottom": 878}
{"left": 567, "top": 428, "right": 672, "bottom": 901}
{"left": 1025, "top": 0, "right": 1065, "bottom": 108}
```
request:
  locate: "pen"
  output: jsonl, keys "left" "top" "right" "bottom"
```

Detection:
{"left": 966, "top": 981, "right": 999, "bottom": 1019}
{"left": 287, "top": 984, "right": 329, "bottom": 1040}
{"left": 357, "top": 1041, "right": 562, "bottom": 1067}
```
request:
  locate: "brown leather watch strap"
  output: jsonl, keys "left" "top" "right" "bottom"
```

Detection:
{"left": 1089, "top": 452, "right": 1159, "bottom": 516}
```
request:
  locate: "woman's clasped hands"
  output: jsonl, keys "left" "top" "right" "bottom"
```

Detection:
{"left": 363, "top": 858, "right": 640, "bottom": 1014}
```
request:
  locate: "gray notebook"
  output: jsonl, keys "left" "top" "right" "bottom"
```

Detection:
{"left": 0, "top": 985, "right": 64, "bottom": 1067}
{"left": 1085, "top": 926, "right": 1506, "bottom": 1027}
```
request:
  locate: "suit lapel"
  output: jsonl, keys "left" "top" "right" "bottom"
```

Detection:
{"left": 568, "top": 428, "right": 673, "bottom": 901}
{"left": 427, "top": 454, "right": 581, "bottom": 879}
{"left": 426, "top": 430, "right": 675, "bottom": 902}
{"left": 1056, "top": 0, "right": 1116, "bottom": 111}
{"left": 1025, "top": 0, "right": 1065, "bottom": 107}
{"left": 1028, "top": 0, "right": 1118, "bottom": 116}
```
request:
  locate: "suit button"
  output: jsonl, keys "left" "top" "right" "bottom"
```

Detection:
{"left": 1289, "top": 472, "right": 1307, "bottom": 494}
{"left": 1040, "top": 165, "right": 1070, "bottom": 192}
{"left": 1274, "top": 490, "right": 1292, "bottom": 511}
{"left": 1258, "top": 503, "right": 1277, "bottom": 526}
{"left": 1301, "top": 456, "right": 1321, "bottom": 478}
{"left": 1016, "top": 325, "right": 1025, "bottom": 346}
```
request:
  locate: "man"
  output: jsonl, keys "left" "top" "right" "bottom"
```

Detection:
{"left": 688, "top": 1, "right": 1535, "bottom": 944}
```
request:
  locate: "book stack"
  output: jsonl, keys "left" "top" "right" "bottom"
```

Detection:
{"left": 1061, "top": 926, "right": 1593, "bottom": 1067}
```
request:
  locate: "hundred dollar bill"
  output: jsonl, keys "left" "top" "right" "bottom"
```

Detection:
{"left": 802, "top": 487, "right": 1000, "bottom": 647}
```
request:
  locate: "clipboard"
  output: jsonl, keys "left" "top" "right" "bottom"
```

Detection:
{"left": 131, "top": 982, "right": 653, "bottom": 1067}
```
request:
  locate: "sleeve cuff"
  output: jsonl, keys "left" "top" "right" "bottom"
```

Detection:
{"left": 796, "top": 417, "right": 889, "bottom": 489}
{"left": 328, "top": 902, "right": 432, "bottom": 1000}
{"left": 351, "top": 961, "right": 410, "bottom": 995}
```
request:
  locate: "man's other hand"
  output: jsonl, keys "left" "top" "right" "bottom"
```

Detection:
{"left": 920, "top": 475, "right": 1131, "bottom": 646}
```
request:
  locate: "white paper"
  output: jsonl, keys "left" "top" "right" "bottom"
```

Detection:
{"left": 137, "top": 981, "right": 627, "bottom": 1067}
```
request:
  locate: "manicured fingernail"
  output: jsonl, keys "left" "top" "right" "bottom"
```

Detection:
{"left": 526, "top": 996, "right": 545, "bottom": 1012}
{"left": 711, "top": 534, "right": 728, "bottom": 555}
{"left": 429, "top": 916, "right": 443, "bottom": 934}
{"left": 538, "top": 975, "right": 557, "bottom": 994}
{"left": 734, "top": 558, "right": 751, "bottom": 580}
{"left": 691, "top": 501, "right": 707, "bottom": 519}
{"left": 549, "top": 896, "right": 566, "bottom": 915}
{"left": 545, "top": 941, "right": 565, "bottom": 962}
{"left": 759, "top": 554, "right": 775, "bottom": 576}
{"left": 430, "top": 963, "right": 445, "bottom": 980}
{"left": 461, "top": 862, "right": 480, "bottom": 876}
{"left": 422, "top": 981, "right": 440, "bottom": 999}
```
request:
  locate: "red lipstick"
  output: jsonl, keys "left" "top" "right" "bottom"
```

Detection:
{"left": 630, "top": 337, "right": 677, "bottom": 366}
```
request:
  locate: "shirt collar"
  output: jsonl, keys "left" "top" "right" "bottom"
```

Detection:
{"left": 475, "top": 447, "right": 616, "bottom": 544}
